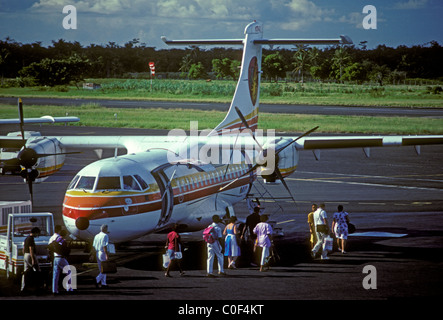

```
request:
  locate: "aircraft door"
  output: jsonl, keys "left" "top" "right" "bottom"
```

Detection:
{"left": 151, "top": 164, "right": 175, "bottom": 228}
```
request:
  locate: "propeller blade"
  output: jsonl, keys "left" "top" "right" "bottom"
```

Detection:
{"left": 219, "top": 164, "right": 258, "bottom": 192}
{"left": 25, "top": 170, "right": 34, "bottom": 203}
{"left": 234, "top": 106, "right": 263, "bottom": 152}
{"left": 276, "top": 126, "right": 319, "bottom": 156}
{"left": 18, "top": 98, "right": 25, "bottom": 140}
{"left": 274, "top": 167, "right": 296, "bottom": 203}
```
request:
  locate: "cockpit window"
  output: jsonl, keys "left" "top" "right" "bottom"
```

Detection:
{"left": 134, "top": 175, "right": 149, "bottom": 190}
{"left": 96, "top": 176, "right": 121, "bottom": 191}
{"left": 76, "top": 176, "right": 96, "bottom": 190}
{"left": 68, "top": 175, "right": 80, "bottom": 189}
{"left": 123, "top": 175, "right": 141, "bottom": 191}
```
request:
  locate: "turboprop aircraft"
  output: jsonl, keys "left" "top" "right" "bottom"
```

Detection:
{"left": 1, "top": 21, "right": 443, "bottom": 243}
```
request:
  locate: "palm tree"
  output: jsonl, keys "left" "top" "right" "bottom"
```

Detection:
{"left": 292, "top": 44, "right": 309, "bottom": 83}
{"left": 331, "top": 47, "right": 350, "bottom": 83}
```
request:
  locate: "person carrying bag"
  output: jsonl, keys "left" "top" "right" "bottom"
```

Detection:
{"left": 164, "top": 224, "right": 184, "bottom": 277}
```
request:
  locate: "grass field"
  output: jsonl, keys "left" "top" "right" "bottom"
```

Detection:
{"left": 1, "top": 103, "right": 442, "bottom": 135}
{"left": 1, "top": 79, "right": 442, "bottom": 108}
{"left": 1, "top": 79, "right": 442, "bottom": 134}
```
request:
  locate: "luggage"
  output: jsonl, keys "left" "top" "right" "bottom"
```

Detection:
{"left": 323, "top": 235, "right": 333, "bottom": 252}
{"left": 162, "top": 253, "right": 170, "bottom": 269}
{"left": 21, "top": 267, "right": 44, "bottom": 292}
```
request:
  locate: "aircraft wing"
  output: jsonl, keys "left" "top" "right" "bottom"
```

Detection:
{"left": 0, "top": 116, "right": 80, "bottom": 125}
{"left": 53, "top": 134, "right": 443, "bottom": 155}
{"left": 54, "top": 135, "right": 190, "bottom": 154}
{"left": 295, "top": 134, "right": 443, "bottom": 158}
{"left": 297, "top": 135, "right": 443, "bottom": 149}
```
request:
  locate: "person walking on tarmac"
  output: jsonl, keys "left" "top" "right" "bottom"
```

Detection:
{"left": 241, "top": 206, "right": 261, "bottom": 266}
{"left": 21, "top": 227, "right": 41, "bottom": 292}
{"left": 332, "top": 205, "right": 351, "bottom": 254}
{"left": 49, "top": 226, "right": 73, "bottom": 294}
{"left": 165, "top": 224, "right": 185, "bottom": 277}
{"left": 93, "top": 224, "right": 110, "bottom": 288}
{"left": 307, "top": 204, "right": 318, "bottom": 249}
{"left": 206, "top": 215, "right": 225, "bottom": 277}
{"left": 253, "top": 215, "right": 273, "bottom": 272}
{"left": 311, "top": 203, "right": 330, "bottom": 260}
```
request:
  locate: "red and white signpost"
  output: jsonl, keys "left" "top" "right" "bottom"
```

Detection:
{"left": 149, "top": 62, "right": 155, "bottom": 89}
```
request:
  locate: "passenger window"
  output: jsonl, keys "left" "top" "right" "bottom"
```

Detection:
{"left": 76, "top": 176, "right": 96, "bottom": 190}
{"left": 134, "top": 175, "right": 149, "bottom": 190}
{"left": 123, "top": 175, "right": 141, "bottom": 191}
{"left": 96, "top": 176, "right": 121, "bottom": 190}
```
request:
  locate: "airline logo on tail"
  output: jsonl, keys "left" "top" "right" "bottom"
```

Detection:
{"left": 248, "top": 56, "right": 259, "bottom": 106}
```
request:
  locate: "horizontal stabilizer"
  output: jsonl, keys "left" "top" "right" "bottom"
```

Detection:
{"left": 254, "top": 35, "right": 352, "bottom": 46}
{"left": 161, "top": 36, "right": 243, "bottom": 46}
{"left": 162, "top": 36, "right": 352, "bottom": 47}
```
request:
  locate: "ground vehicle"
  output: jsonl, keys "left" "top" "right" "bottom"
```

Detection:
{"left": 0, "top": 212, "right": 54, "bottom": 280}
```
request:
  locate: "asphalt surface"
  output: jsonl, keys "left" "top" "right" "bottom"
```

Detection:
{"left": 1, "top": 96, "right": 443, "bottom": 117}
{"left": 1, "top": 116, "right": 443, "bottom": 313}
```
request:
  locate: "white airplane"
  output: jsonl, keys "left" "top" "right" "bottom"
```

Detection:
{"left": 2, "top": 21, "right": 443, "bottom": 243}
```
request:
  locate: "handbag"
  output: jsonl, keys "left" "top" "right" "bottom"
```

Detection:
{"left": 100, "top": 260, "right": 117, "bottom": 274}
{"left": 174, "top": 251, "right": 183, "bottom": 259}
{"left": 347, "top": 223, "right": 356, "bottom": 234}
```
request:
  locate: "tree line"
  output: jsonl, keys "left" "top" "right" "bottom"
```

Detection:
{"left": 1, "top": 37, "right": 442, "bottom": 87}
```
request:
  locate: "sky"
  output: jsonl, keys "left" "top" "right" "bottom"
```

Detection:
{"left": 0, "top": 0, "right": 442, "bottom": 49}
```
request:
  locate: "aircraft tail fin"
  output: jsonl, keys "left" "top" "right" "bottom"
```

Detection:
{"left": 162, "top": 21, "right": 351, "bottom": 136}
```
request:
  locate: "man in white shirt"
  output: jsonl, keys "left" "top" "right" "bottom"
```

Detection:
{"left": 311, "top": 203, "right": 330, "bottom": 260}
{"left": 93, "top": 224, "right": 109, "bottom": 287}
{"left": 206, "top": 215, "right": 225, "bottom": 277}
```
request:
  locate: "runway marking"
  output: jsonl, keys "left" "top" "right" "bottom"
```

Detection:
{"left": 358, "top": 202, "right": 386, "bottom": 206}
{"left": 287, "top": 175, "right": 443, "bottom": 192}
{"left": 297, "top": 171, "right": 443, "bottom": 183}
{"left": 277, "top": 219, "right": 296, "bottom": 225}
{"left": 349, "top": 231, "right": 407, "bottom": 238}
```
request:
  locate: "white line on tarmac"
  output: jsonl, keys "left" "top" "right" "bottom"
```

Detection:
{"left": 287, "top": 177, "right": 442, "bottom": 191}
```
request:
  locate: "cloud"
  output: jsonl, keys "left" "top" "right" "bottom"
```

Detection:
{"left": 278, "top": 0, "right": 335, "bottom": 31}
{"left": 394, "top": 0, "right": 428, "bottom": 10}
{"left": 31, "top": 0, "right": 154, "bottom": 15}
{"left": 339, "top": 12, "right": 363, "bottom": 29}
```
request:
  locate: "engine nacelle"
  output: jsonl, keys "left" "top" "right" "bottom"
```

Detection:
{"left": 260, "top": 137, "right": 299, "bottom": 182}
{"left": 26, "top": 136, "right": 66, "bottom": 179}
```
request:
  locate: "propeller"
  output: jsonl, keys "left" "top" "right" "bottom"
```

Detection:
{"left": 220, "top": 107, "right": 319, "bottom": 204}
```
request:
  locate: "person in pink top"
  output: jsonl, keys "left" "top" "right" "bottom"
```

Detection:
{"left": 253, "top": 215, "right": 273, "bottom": 272}
{"left": 165, "top": 224, "right": 184, "bottom": 277}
